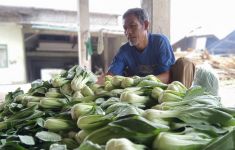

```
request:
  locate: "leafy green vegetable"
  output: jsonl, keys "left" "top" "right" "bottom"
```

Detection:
{"left": 35, "top": 131, "right": 61, "bottom": 142}
{"left": 203, "top": 128, "right": 235, "bottom": 150}
{"left": 78, "top": 140, "right": 104, "bottom": 150}
{"left": 18, "top": 135, "right": 35, "bottom": 145}
{"left": 153, "top": 128, "right": 212, "bottom": 150}
{"left": 106, "top": 138, "right": 146, "bottom": 150}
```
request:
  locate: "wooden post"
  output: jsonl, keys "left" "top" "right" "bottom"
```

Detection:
{"left": 141, "top": 0, "right": 171, "bottom": 39}
{"left": 77, "top": 0, "right": 91, "bottom": 70}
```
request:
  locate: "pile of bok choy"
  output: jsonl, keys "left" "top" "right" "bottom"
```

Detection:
{"left": 0, "top": 65, "right": 235, "bottom": 150}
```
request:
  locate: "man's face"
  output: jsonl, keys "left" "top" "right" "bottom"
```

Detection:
{"left": 123, "top": 14, "right": 147, "bottom": 48}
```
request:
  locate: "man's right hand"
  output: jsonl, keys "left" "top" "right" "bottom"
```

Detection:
{"left": 96, "top": 72, "right": 114, "bottom": 85}
{"left": 96, "top": 74, "right": 105, "bottom": 85}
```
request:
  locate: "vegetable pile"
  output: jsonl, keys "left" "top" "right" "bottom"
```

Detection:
{"left": 0, "top": 65, "right": 235, "bottom": 150}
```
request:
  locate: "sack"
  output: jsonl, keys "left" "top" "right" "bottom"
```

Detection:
{"left": 192, "top": 63, "right": 219, "bottom": 96}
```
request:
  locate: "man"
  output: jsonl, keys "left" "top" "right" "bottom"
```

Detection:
{"left": 100, "top": 8, "right": 195, "bottom": 87}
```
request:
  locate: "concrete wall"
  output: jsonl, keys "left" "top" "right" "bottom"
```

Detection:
{"left": 0, "top": 23, "right": 26, "bottom": 84}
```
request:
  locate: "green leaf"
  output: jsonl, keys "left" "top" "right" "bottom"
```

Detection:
{"left": 184, "top": 86, "right": 205, "bottom": 100}
{"left": 0, "top": 139, "right": 6, "bottom": 145}
{"left": 49, "top": 143, "right": 67, "bottom": 150}
{"left": 18, "top": 135, "right": 35, "bottom": 145}
{"left": 111, "top": 116, "right": 169, "bottom": 134}
{"left": 203, "top": 128, "right": 235, "bottom": 150}
{"left": 35, "top": 131, "right": 61, "bottom": 142}
{"left": 0, "top": 141, "right": 27, "bottom": 150}
{"left": 36, "top": 118, "right": 45, "bottom": 127}
{"left": 31, "top": 79, "right": 44, "bottom": 89}
{"left": 78, "top": 140, "right": 103, "bottom": 150}
{"left": 189, "top": 123, "right": 228, "bottom": 137}
{"left": 4, "top": 88, "right": 24, "bottom": 105}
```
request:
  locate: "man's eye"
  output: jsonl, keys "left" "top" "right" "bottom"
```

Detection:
{"left": 130, "top": 24, "right": 137, "bottom": 28}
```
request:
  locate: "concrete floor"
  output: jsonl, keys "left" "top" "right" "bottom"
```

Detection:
{"left": 220, "top": 86, "right": 235, "bottom": 107}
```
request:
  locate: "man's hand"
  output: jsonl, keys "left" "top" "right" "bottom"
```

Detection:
{"left": 96, "top": 72, "right": 114, "bottom": 85}
{"left": 96, "top": 74, "right": 105, "bottom": 85}
{"left": 156, "top": 71, "right": 170, "bottom": 84}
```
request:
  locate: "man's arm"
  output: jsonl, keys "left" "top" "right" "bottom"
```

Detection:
{"left": 152, "top": 35, "right": 175, "bottom": 84}
{"left": 156, "top": 71, "right": 170, "bottom": 84}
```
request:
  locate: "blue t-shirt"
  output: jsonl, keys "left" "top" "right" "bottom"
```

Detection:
{"left": 108, "top": 33, "right": 175, "bottom": 76}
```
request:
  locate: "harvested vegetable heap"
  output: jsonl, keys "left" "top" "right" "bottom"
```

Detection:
{"left": 0, "top": 65, "right": 235, "bottom": 150}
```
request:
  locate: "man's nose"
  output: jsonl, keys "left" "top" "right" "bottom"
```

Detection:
{"left": 125, "top": 28, "right": 132, "bottom": 35}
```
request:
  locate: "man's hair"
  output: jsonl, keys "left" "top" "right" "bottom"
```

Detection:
{"left": 123, "top": 8, "right": 149, "bottom": 24}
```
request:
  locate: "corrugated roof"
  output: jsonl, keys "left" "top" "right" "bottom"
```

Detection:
{"left": 208, "top": 30, "right": 235, "bottom": 55}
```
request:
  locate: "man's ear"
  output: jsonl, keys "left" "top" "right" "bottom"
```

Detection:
{"left": 143, "top": 20, "right": 149, "bottom": 30}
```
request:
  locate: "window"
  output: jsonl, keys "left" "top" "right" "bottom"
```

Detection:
{"left": 0, "top": 44, "right": 8, "bottom": 68}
